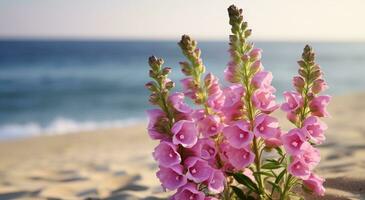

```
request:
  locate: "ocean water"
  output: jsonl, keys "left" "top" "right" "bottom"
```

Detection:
{"left": 0, "top": 40, "right": 364, "bottom": 139}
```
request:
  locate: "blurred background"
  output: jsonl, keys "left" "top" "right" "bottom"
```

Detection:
{"left": 1, "top": 0, "right": 365, "bottom": 139}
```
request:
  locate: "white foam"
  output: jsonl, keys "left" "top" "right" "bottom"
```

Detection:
{"left": 0, "top": 117, "right": 144, "bottom": 140}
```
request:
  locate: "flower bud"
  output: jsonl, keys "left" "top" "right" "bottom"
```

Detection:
{"left": 149, "top": 70, "right": 156, "bottom": 79}
{"left": 242, "top": 22, "right": 248, "bottom": 30}
{"left": 148, "top": 56, "right": 164, "bottom": 71}
{"left": 297, "top": 60, "right": 306, "bottom": 68}
{"left": 286, "top": 111, "right": 298, "bottom": 124}
{"left": 145, "top": 81, "right": 158, "bottom": 91}
{"left": 312, "top": 79, "right": 328, "bottom": 94}
{"left": 244, "top": 29, "right": 252, "bottom": 37}
{"left": 249, "top": 48, "right": 262, "bottom": 61}
{"left": 241, "top": 54, "right": 250, "bottom": 62}
{"left": 161, "top": 67, "right": 172, "bottom": 75}
{"left": 251, "top": 60, "right": 263, "bottom": 72}
{"left": 298, "top": 68, "right": 307, "bottom": 78}
{"left": 311, "top": 69, "right": 322, "bottom": 80}
{"left": 165, "top": 81, "right": 175, "bottom": 90}
{"left": 194, "top": 48, "right": 201, "bottom": 58}
{"left": 179, "top": 61, "right": 192, "bottom": 76}
{"left": 149, "top": 93, "right": 159, "bottom": 104}
{"left": 292, "top": 76, "right": 305, "bottom": 93}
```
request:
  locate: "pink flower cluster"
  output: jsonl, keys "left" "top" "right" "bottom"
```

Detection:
{"left": 146, "top": 5, "right": 330, "bottom": 199}
{"left": 148, "top": 76, "right": 226, "bottom": 200}
{"left": 281, "top": 60, "right": 330, "bottom": 196}
{"left": 147, "top": 45, "right": 285, "bottom": 199}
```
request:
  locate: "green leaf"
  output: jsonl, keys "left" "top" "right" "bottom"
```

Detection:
{"left": 231, "top": 186, "right": 246, "bottom": 200}
{"left": 268, "top": 181, "right": 282, "bottom": 195}
{"left": 253, "top": 171, "right": 274, "bottom": 178}
{"left": 275, "top": 169, "right": 286, "bottom": 184}
{"left": 275, "top": 147, "right": 284, "bottom": 156}
{"left": 266, "top": 159, "right": 279, "bottom": 164}
{"left": 262, "top": 162, "right": 282, "bottom": 169}
{"left": 230, "top": 172, "right": 259, "bottom": 193}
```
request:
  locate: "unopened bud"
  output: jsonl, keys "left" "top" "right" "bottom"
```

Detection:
{"left": 292, "top": 76, "right": 305, "bottom": 93}
{"left": 148, "top": 56, "right": 164, "bottom": 71}
{"left": 297, "top": 60, "right": 306, "bottom": 68}
{"left": 298, "top": 68, "right": 307, "bottom": 78}
{"left": 195, "top": 48, "right": 201, "bottom": 58}
{"left": 244, "top": 29, "right": 252, "bottom": 37}
{"left": 251, "top": 60, "right": 263, "bottom": 72}
{"left": 149, "top": 70, "right": 156, "bottom": 78}
{"left": 162, "top": 67, "right": 172, "bottom": 75}
{"left": 287, "top": 111, "right": 298, "bottom": 124}
{"left": 165, "top": 81, "right": 175, "bottom": 90}
{"left": 312, "top": 79, "right": 328, "bottom": 94}
{"left": 249, "top": 48, "right": 262, "bottom": 61}
{"left": 311, "top": 69, "right": 322, "bottom": 80}
{"left": 241, "top": 54, "right": 250, "bottom": 62}
{"left": 242, "top": 22, "right": 248, "bottom": 30}
{"left": 149, "top": 93, "right": 159, "bottom": 104}
{"left": 204, "top": 73, "right": 214, "bottom": 88}
{"left": 145, "top": 81, "right": 157, "bottom": 91}
{"left": 179, "top": 62, "right": 192, "bottom": 75}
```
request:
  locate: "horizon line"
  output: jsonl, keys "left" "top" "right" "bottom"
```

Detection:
{"left": 1, "top": 37, "right": 365, "bottom": 43}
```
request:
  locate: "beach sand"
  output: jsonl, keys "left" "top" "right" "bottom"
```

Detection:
{"left": 0, "top": 93, "right": 364, "bottom": 200}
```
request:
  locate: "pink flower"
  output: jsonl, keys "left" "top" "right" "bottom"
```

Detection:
{"left": 206, "top": 169, "right": 225, "bottom": 193}
{"left": 224, "top": 61, "right": 240, "bottom": 83}
{"left": 153, "top": 141, "right": 181, "bottom": 167}
{"left": 225, "top": 145, "right": 255, "bottom": 169}
{"left": 282, "top": 128, "right": 307, "bottom": 155}
{"left": 172, "top": 120, "right": 198, "bottom": 148}
{"left": 204, "top": 198, "right": 219, "bottom": 200}
{"left": 296, "top": 143, "right": 320, "bottom": 169}
{"left": 169, "top": 92, "right": 192, "bottom": 114}
{"left": 302, "top": 116, "right": 327, "bottom": 144}
{"left": 222, "top": 84, "right": 244, "bottom": 122}
{"left": 281, "top": 91, "right": 303, "bottom": 112}
{"left": 303, "top": 173, "right": 325, "bottom": 196}
{"left": 288, "top": 157, "right": 311, "bottom": 180}
{"left": 251, "top": 60, "right": 263, "bottom": 72}
{"left": 292, "top": 76, "right": 305, "bottom": 92}
{"left": 309, "top": 95, "right": 331, "bottom": 117}
{"left": 251, "top": 71, "right": 273, "bottom": 89}
{"left": 249, "top": 48, "right": 262, "bottom": 61}
{"left": 264, "top": 129, "right": 282, "bottom": 148}
{"left": 197, "top": 115, "right": 222, "bottom": 138}
{"left": 254, "top": 114, "right": 279, "bottom": 139}
{"left": 252, "top": 89, "right": 279, "bottom": 113}
{"left": 156, "top": 165, "right": 187, "bottom": 190}
{"left": 204, "top": 73, "right": 221, "bottom": 95}
{"left": 223, "top": 84, "right": 244, "bottom": 107}
{"left": 184, "top": 157, "right": 213, "bottom": 182}
{"left": 286, "top": 111, "right": 298, "bottom": 124}
{"left": 190, "top": 138, "right": 217, "bottom": 160}
{"left": 223, "top": 120, "right": 254, "bottom": 149}
{"left": 181, "top": 77, "right": 195, "bottom": 91}
{"left": 180, "top": 77, "right": 198, "bottom": 100}
{"left": 173, "top": 183, "right": 205, "bottom": 200}
{"left": 146, "top": 109, "right": 168, "bottom": 140}
{"left": 207, "top": 92, "right": 225, "bottom": 110}
{"left": 312, "top": 79, "right": 328, "bottom": 94}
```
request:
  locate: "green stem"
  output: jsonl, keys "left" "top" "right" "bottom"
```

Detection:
{"left": 281, "top": 174, "right": 292, "bottom": 200}
{"left": 241, "top": 62, "right": 265, "bottom": 198}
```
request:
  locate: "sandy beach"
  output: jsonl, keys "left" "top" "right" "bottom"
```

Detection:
{"left": 0, "top": 93, "right": 364, "bottom": 200}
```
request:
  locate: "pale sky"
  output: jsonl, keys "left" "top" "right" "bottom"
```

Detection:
{"left": 1, "top": 0, "right": 365, "bottom": 41}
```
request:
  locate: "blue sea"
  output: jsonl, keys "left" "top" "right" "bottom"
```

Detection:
{"left": 0, "top": 40, "right": 364, "bottom": 139}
